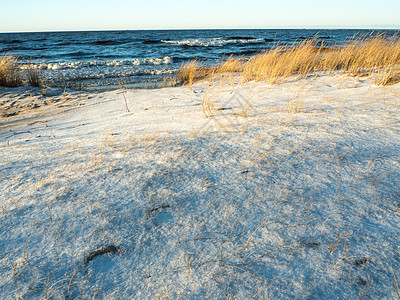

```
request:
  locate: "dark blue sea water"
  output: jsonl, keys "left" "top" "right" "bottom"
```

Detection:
{"left": 0, "top": 29, "right": 398, "bottom": 90}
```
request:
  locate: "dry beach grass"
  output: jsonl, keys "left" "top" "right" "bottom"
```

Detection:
{"left": 0, "top": 55, "right": 24, "bottom": 88}
{"left": 0, "top": 55, "right": 44, "bottom": 89}
{"left": 177, "top": 35, "right": 400, "bottom": 87}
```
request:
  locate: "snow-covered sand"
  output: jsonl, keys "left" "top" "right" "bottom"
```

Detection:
{"left": 1, "top": 74, "right": 399, "bottom": 299}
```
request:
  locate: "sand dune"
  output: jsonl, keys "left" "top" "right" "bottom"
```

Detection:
{"left": 1, "top": 74, "right": 399, "bottom": 299}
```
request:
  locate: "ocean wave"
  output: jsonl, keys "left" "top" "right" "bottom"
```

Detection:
{"left": 90, "top": 38, "right": 133, "bottom": 45}
{"left": 221, "top": 50, "right": 264, "bottom": 56}
{"left": 90, "top": 40, "right": 116, "bottom": 45}
{"left": 2, "top": 39, "right": 22, "bottom": 44}
{"left": 137, "top": 69, "right": 177, "bottom": 76}
{"left": 20, "top": 56, "right": 174, "bottom": 70}
{"left": 45, "top": 68, "right": 178, "bottom": 83}
{"left": 56, "top": 41, "right": 72, "bottom": 46}
{"left": 104, "top": 56, "right": 173, "bottom": 66}
{"left": 228, "top": 36, "right": 257, "bottom": 40}
{"left": 61, "top": 51, "right": 93, "bottom": 58}
{"left": 142, "top": 39, "right": 162, "bottom": 44}
{"left": 161, "top": 37, "right": 266, "bottom": 47}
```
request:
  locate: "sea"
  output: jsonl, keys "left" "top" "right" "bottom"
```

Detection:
{"left": 0, "top": 29, "right": 398, "bottom": 90}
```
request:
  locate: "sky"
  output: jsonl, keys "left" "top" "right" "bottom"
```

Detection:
{"left": 1, "top": 0, "right": 400, "bottom": 32}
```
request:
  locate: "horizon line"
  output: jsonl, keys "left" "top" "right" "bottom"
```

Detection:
{"left": 1, "top": 26, "right": 399, "bottom": 34}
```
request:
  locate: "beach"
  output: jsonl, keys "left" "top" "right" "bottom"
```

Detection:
{"left": 1, "top": 29, "right": 398, "bottom": 90}
{"left": 1, "top": 72, "right": 399, "bottom": 298}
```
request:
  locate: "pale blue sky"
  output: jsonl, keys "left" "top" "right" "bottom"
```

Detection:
{"left": 1, "top": 0, "right": 399, "bottom": 32}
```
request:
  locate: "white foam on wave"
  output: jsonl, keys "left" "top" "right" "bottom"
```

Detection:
{"left": 20, "top": 56, "right": 173, "bottom": 71}
{"left": 161, "top": 37, "right": 265, "bottom": 47}
{"left": 42, "top": 66, "right": 178, "bottom": 82}
{"left": 141, "top": 69, "right": 177, "bottom": 76}
{"left": 105, "top": 56, "right": 173, "bottom": 67}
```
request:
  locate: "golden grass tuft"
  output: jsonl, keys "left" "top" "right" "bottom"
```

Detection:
{"left": 0, "top": 55, "right": 24, "bottom": 87}
{"left": 176, "top": 60, "right": 208, "bottom": 86}
{"left": 375, "top": 65, "right": 400, "bottom": 86}
{"left": 244, "top": 35, "right": 400, "bottom": 84}
{"left": 27, "top": 61, "right": 44, "bottom": 88}
{"left": 213, "top": 56, "right": 245, "bottom": 74}
{"left": 244, "top": 39, "right": 324, "bottom": 84}
{"left": 176, "top": 57, "right": 245, "bottom": 86}
{"left": 176, "top": 35, "right": 400, "bottom": 86}
{"left": 200, "top": 89, "right": 215, "bottom": 118}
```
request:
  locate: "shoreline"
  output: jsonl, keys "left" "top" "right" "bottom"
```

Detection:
{"left": 2, "top": 29, "right": 399, "bottom": 91}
